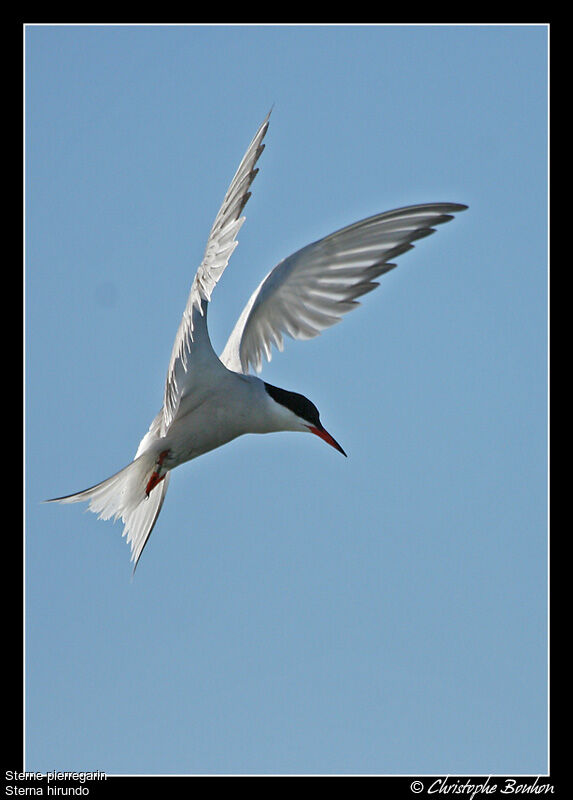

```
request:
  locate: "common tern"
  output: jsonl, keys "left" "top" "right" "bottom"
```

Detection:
{"left": 48, "top": 112, "right": 467, "bottom": 569}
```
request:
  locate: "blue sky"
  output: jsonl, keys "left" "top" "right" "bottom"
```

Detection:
{"left": 25, "top": 25, "right": 548, "bottom": 776}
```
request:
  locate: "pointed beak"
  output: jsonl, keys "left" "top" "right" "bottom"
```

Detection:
{"left": 307, "top": 424, "right": 347, "bottom": 457}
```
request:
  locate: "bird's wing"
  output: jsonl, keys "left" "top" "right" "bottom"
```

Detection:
{"left": 220, "top": 203, "right": 467, "bottom": 374}
{"left": 162, "top": 112, "right": 270, "bottom": 429}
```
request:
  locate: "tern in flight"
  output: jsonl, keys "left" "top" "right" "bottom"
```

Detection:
{"left": 48, "top": 112, "right": 467, "bottom": 569}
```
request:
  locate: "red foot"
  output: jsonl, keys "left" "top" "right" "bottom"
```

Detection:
{"left": 145, "top": 450, "right": 169, "bottom": 497}
{"left": 145, "top": 472, "right": 165, "bottom": 497}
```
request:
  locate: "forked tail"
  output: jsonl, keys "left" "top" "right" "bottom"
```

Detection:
{"left": 46, "top": 451, "right": 171, "bottom": 570}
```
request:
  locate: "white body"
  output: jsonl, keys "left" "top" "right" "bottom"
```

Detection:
{"left": 151, "top": 313, "right": 305, "bottom": 470}
{"left": 49, "top": 112, "right": 466, "bottom": 569}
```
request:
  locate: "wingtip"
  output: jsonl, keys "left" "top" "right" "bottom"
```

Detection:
{"left": 256, "top": 107, "right": 273, "bottom": 139}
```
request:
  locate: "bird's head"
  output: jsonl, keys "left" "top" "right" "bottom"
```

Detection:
{"left": 263, "top": 382, "right": 347, "bottom": 456}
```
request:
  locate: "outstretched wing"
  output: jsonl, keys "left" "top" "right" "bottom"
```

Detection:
{"left": 162, "top": 111, "right": 271, "bottom": 429}
{"left": 220, "top": 203, "right": 467, "bottom": 374}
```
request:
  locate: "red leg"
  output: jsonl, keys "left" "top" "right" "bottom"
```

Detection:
{"left": 145, "top": 450, "right": 169, "bottom": 498}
